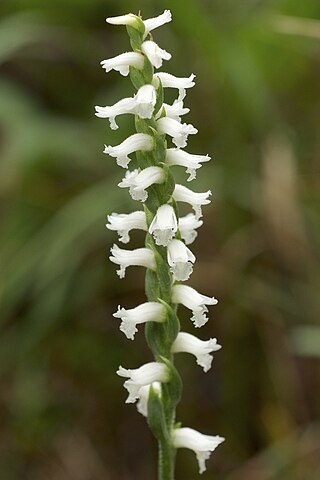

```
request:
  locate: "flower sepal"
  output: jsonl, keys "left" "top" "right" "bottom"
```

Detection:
{"left": 126, "top": 18, "right": 145, "bottom": 49}
{"left": 159, "top": 357, "right": 182, "bottom": 411}
{"left": 147, "top": 384, "right": 168, "bottom": 443}
{"left": 153, "top": 78, "right": 164, "bottom": 116}
{"left": 129, "top": 58, "right": 154, "bottom": 89}
{"left": 146, "top": 238, "right": 172, "bottom": 301}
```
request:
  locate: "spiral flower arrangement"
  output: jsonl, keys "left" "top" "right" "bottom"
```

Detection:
{"left": 95, "top": 10, "right": 224, "bottom": 478}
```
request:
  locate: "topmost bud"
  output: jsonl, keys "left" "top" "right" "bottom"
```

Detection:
{"left": 106, "top": 10, "right": 172, "bottom": 38}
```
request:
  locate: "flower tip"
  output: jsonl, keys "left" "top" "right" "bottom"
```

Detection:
{"left": 116, "top": 365, "right": 129, "bottom": 377}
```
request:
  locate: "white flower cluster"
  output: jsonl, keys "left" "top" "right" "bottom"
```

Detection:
{"left": 96, "top": 10, "right": 224, "bottom": 474}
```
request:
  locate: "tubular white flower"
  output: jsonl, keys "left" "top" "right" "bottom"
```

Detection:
{"left": 95, "top": 85, "right": 157, "bottom": 130}
{"left": 156, "top": 117, "right": 197, "bottom": 148}
{"left": 172, "top": 284, "right": 218, "bottom": 327}
{"left": 143, "top": 10, "right": 172, "bottom": 38}
{"left": 178, "top": 213, "right": 203, "bottom": 245}
{"left": 106, "top": 13, "right": 140, "bottom": 28}
{"left": 153, "top": 72, "right": 196, "bottom": 100}
{"left": 117, "top": 362, "right": 170, "bottom": 403}
{"left": 104, "top": 133, "right": 153, "bottom": 168}
{"left": 149, "top": 204, "right": 178, "bottom": 246}
{"left": 173, "top": 184, "right": 211, "bottom": 219}
{"left": 100, "top": 51, "right": 144, "bottom": 76}
{"left": 113, "top": 301, "right": 166, "bottom": 340}
{"left": 118, "top": 166, "right": 166, "bottom": 202}
{"left": 134, "top": 84, "right": 157, "bottom": 119}
{"left": 166, "top": 148, "right": 211, "bottom": 181}
{"left": 137, "top": 382, "right": 161, "bottom": 416}
{"left": 172, "top": 427, "right": 225, "bottom": 474}
{"left": 106, "top": 211, "right": 147, "bottom": 244}
{"left": 109, "top": 244, "right": 155, "bottom": 279}
{"left": 167, "top": 239, "right": 195, "bottom": 281}
{"left": 156, "top": 100, "right": 190, "bottom": 123}
{"left": 172, "top": 332, "right": 221, "bottom": 372}
{"left": 95, "top": 97, "right": 136, "bottom": 130}
{"left": 141, "top": 40, "right": 171, "bottom": 68}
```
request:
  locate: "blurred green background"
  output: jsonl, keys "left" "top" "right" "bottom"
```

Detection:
{"left": 1, "top": 0, "right": 320, "bottom": 479}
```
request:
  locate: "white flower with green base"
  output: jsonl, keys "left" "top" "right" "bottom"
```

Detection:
{"left": 96, "top": 10, "right": 224, "bottom": 478}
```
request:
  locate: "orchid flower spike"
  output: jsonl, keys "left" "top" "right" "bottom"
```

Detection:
{"left": 98, "top": 10, "right": 224, "bottom": 476}
{"left": 172, "top": 427, "right": 225, "bottom": 474}
{"left": 113, "top": 302, "right": 166, "bottom": 340}
{"left": 149, "top": 204, "right": 178, "bottom": 246}
{"left": 172, "top": 284, "right": 218, "bottom": 327}
{"left": 106, "top": 211, "right": 147, "bottom": 244}
{"left": 95, "top": 84, "right": 157, "bottom": 130}
{"left": 172, "top": 332, "right": 221, "bottom": 372}
{"left": 153, "top": 72, "right": 196, "bottom": 101}
{"left": 109, "top": 244, "right": 155, "bottom": 278}
{"left": 100, "top": 52, "right": 144, "bottom": 76}
{"left": 173, "top": 184, "right": 211, "bottom": 219}
{"left": 117, "top": 362, "right": 170, "bottom": 403}
{"left": 104, "top": 133, "right": 154, "bottom": 168}
{"left": 178, "top": 213, "right": 203, "bottom": 245}
{"left": 118, "top": 166, "right": 166, "bottom": 202}
{"left": 167, "top": 239, "right": 196, "bottom": 281}
{"left": 166, "top": 148, "right": 211, "bottom": 181}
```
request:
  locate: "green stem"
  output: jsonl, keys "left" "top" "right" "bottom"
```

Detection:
{"left": 159, "top": 440, "right": 176, "bottom": 480}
